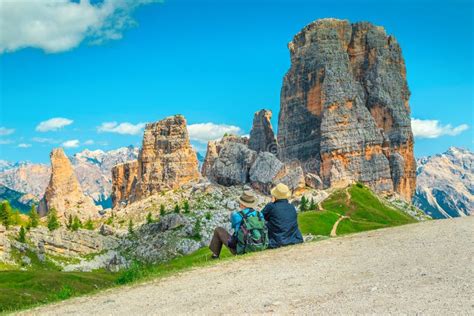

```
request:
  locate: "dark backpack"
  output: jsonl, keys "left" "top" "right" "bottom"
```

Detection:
{"left": 236, "top": 210, "right": 269, "bottom": 254}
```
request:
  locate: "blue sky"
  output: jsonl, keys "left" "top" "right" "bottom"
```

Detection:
{"left": 0, "top": 0, "right": 472, "bottom": 163}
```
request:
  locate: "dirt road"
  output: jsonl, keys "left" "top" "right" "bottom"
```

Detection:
{"left": 24, "top": 217, "right": 473, "bottom": 315}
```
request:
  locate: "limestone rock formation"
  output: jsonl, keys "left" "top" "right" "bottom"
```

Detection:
{"left": 277, "top": 18, "right": 416, "bottom": 200}
{"left": 414, "top": 147, "right": 473, "bottom": 219}
{"left": 38, "top": 148, "right": 98, "bottom": 219}
{"left": 248, "top": 109, "right": 276, "bottom": 153}
{"left": 201, "top": 135, "right": 249, "bottom": 177}
{"left": 111, "top": 115, "right": 200, "bottom": 207}
{"left": 209, "top": 142, "right": 257, "bottom": 186}
{"left": 111, "top": 161, "right": 138, "bottom": 208}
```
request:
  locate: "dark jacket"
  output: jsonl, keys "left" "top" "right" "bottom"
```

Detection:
{"left": 261, "top": 199, "right": 303, "bottom": 248}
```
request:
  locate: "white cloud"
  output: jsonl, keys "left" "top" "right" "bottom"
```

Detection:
{"left": 36, "top": 117, "right": 74, "bottom": 132}
{"left": 187, "top": 123, "right": 243, "bottom": 143}
{"left": 0, "top": 0, "right": 161, "bottom": 54}
{"left": 0, "top": 127, "right": 15, "bottom": 136}
{"left": 32, "top": 137, "right": 59, "bottom": 143}
{"left": 84, "top": 139, "right": 95, "bottom": 145}
{"left": 18, "top": 143, "right": 32, "bottom": 148}
{"left": 62, "top": 139, "right": 80, "bottom": 148}
{"left": 411, "top": 118, "right": 469, "bottom": 139}
{"left": 97, "top": 122, "right": 146, "bottom": 135}
{"left": 0, "top": 139, "right": 13, "bottom": 145}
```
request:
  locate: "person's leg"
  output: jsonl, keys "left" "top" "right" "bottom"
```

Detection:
{"left": 209, "top": 227, "right": 233, "bottom": 257}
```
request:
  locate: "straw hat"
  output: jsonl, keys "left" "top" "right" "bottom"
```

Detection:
{"left": 271, "top": 183, "right": 291, "bottom": 200}
{"left": 238, "top": 190, "right": 258, "bottom": 209}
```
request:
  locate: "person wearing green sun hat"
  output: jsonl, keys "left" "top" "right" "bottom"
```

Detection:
{"left": 262, "top": 183, "right": 303, "bottom": 248}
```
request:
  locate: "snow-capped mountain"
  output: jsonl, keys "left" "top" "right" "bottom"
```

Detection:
{"left": 0, "top": 146, "right": 139, "bottom": 208}
{"left": 414, "top": 147, "right": 473, "bottom": 219}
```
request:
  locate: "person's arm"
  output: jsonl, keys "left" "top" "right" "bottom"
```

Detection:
{"left": 261, "top": 203, "right": 272, "bottom": 221}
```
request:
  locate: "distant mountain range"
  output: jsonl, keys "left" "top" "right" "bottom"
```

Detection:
{"left": 0, "top": 146, "right": 472, "bottom": 218}
{"left": 0, "top": 146, "right": 139, "bottom": 210}
{"left": 413, "top": 147, "right": 473, "bottom": 219}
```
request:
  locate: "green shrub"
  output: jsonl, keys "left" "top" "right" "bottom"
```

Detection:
{"left": 183, "top": 200, "right": 190, "bottom": 213}
{"left": 17, "top": 226, "right": 26, "bottom": 243}
{"left": 193, "top": 218, "right": 202, "bottom": 241}
{"left": 174, "top": 203, "right": 180, "bottom": 214}
{"left": 84, "top": 217, "right": 94, "bottom": 230}
{"left": 116, "top": 261, "right": 147, "bottom": 285}
{"left": 160, "top": 204, "right": 166, "bottom": 216}
{"left": 10, "top": 209, "right": 21, "bottom": 226}
{"left": 299, "top": 196, "right": 308, "bottom": 212}
{"left": 65, "top": 214, "right": 73, "bottom": 230}
{"left": 146, "top": 212, "right": 153, "bottom": 224}
{"left": 356, "top": 182, "right": 364, "bottom": 188}
{"left": 47, "top": 208, "right": 60, "bottom": 231}
{"left": 309, "top": 198, "right": 317, "bottom": 211}
{"left": 56, "top": 285, "right": 74, "bottom": 300}
{"left": 205, "top": 212, "right": 212, "bottom": 220}
{"left": 71, "top": 216, "right": 82, "bottom": 231}
{"left": 128, "top": 219, "right": 134, "bottom": 235}
{"left": 28, "top": 205, "right": 39, "bottom": 228}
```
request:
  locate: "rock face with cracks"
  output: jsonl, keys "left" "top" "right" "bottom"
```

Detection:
{"left": 277, "top": 18, "right": 416, "bottom": 201}
{"left": 111, "top": 115, "right": 200, "bottom": 207}
{"left": 248, "top": 109, "right": 277, "bottom": 153}
{"left": 38, "top": 148, "right": 98, "bottom": 219}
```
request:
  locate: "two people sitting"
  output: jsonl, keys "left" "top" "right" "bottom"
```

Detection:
{"left": 209, "top": 183, "right": 303, "bottom": 258}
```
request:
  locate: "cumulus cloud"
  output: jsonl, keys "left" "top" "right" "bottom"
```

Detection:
{"left": 84, "top": 139, "right": 95, "bottom": 145}
{"left": 0, "top": 139, "right": 13, "bottom": 145}
{"left": 97, "top": 122, "right": 146, "bottom": 135}
{"left": 187, "top": 123, "right": 243, "bottom": 143}
{"left": 411, "top": 118, "right": 469, "bottom": 139}
{"left": 0, "top": 127, "right": 15, "bottom": 136}
{"left": 0, "top": 0, "right": 161, "bottom": 54}
{"left": 62, "top": 139, "right": 80, "bottom": 148}
{"left": 18, "top": 143, "right": 32, "bottom": 148}
{"left": 36, "top": 117, "right": 74, "bottom": 132}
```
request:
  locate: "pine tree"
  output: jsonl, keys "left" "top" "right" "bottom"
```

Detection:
{"left": 84, "top": 217, "right": 94, "bottom": 230}
{"left": 174, "top": 203, "right": 180, "bottom": 214}
{"left": 309, "top": 198, "right": 316, "bottom": 211}
{"left": 299, "top": 196, "right": 308, "bottom": 212}
{"left": 10, "top": 209, "right": 21, "bottom": 225}
{"left": 146, "top": 212, "right": 153, "bottom": 224}
{"left": 66, "top": 214, "right": 73, "bottom": 230}
{"left": 160, "top": 204, "right": 165, "bottom": 216}
{"left": 71, "top": 216, "right": 82, "bottom": 231}
{"left": 183, "top": 200, "right": 190, "bottom": 213}
{"left": 28, "top": 205, "right": 39, "bottom": 228}
{"left": 128, "top": 219, "right": 134, "bottom": 235}
{"left": 0, "top": 201, "right": 12, "bottom": 229}
{"left": 47, "top": 208, "right": 60, "bottom": 231}
{"left": 18, "top": 225, "right": 26, "bottom": 243}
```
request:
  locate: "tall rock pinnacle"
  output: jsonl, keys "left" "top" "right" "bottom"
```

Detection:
{"left": 248, "top": 109, "right": 277, "bottom": 153}
{"left": 111, "top": 115, "right": 200, "bottom": 207}
{"left": 277, "top": 19, "right": 416, "bottom": 200}
{"left": 38, "top": 148, "right": 98, "bottom": 219}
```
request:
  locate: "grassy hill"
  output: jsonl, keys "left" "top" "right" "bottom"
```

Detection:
{"left": 0, "top": 184, "right": 417, "bottom": 312}
{"left": 298, "top": 184, "right": 417, "bottom": 236}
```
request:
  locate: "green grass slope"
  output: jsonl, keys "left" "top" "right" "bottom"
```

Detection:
{"left": 298, "top": 184, "right": 417, "bottom": 237}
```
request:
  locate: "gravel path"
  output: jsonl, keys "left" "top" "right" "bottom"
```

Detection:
{"left": 24, "top": 217, "right": 474, "bottom": 315}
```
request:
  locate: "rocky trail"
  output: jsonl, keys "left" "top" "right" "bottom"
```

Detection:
{"left": 24, "top": 217, "right": 473, "bottom": 315}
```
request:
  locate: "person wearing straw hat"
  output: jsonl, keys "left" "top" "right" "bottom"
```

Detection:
{"left": 209, "top": 190, "right": 264, "bottom": 258}
{"left": 262, "top": 183, "right": 303, "bottom": 248}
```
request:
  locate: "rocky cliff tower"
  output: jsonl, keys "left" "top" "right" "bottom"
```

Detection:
{"left": 277, "top": 19, "right": 416, "bottom": 200}
{"left": 38, "top": 148, "right": 98, "bottom": 219}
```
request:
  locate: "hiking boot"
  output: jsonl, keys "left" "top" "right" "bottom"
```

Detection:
{"left": 211, "top": 254, "right": 219, "bottom": 259}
